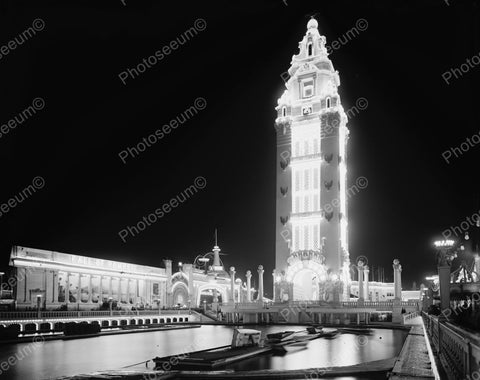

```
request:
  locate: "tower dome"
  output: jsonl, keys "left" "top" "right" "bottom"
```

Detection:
{"left": 307, "top": 17, "right": 318, "bottom": 30}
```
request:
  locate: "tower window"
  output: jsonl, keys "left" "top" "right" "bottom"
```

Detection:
{"left": 294, "top": 227, "right": 300, "bottom": 250}
{"left": 282, "top": 106, "right": 287, "bottom": 117}
{"left": 302, "top": 80, "right": 314, "bottom": 98}
{"left": 326, "top": 97, "right": 331, "bottom": 108}
{"left": 307, "top": 42, "right": 313, "bottom": 56}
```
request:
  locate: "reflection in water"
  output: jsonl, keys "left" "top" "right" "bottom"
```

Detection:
{"left": 0, "top": 326, "right": 407, "bottom": 380}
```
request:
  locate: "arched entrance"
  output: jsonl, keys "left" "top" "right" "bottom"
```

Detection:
{"left": 285, "top": 252, "right": 328, "bottom": 301}
{"left": 293, "top": 269, "right": 321, "bottom": 300}
{"left": 172, "top": 283, "right": 189, "bottom": 306}
{"left": 196, "top": 284, "right": 227, "bottom": 307}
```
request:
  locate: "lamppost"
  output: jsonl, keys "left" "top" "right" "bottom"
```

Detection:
{"left": 434, "top": 239, "right": 458, "bottom": 314}
{"left": 36, "top": 294, "right": 42, "bottom": 319}
{"left": 108, "top": 296, "right": 113, "bottom": 316}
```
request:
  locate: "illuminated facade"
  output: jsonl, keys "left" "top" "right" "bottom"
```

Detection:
{"left": 274, "top": 18, "right": 351, "bottom": 301}
{"left": 8, "top": 245, "right": 242, "bottom": 310}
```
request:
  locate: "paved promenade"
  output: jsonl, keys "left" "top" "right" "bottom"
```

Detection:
{"left": 389, "top": 317, "right": 438, "bottom": 379}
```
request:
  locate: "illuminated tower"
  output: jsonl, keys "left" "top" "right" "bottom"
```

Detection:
{"left": 274, "top": 18, "right": 350, "bottom": 301}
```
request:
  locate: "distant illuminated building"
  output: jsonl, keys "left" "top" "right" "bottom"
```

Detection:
{"left": 274, "top": 18, "right": 351, "bottom": 301}
{"left": 8, "top": 244, "right": 244, "bottom": 310}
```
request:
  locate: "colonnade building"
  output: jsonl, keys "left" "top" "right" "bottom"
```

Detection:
{"left": 8, "top": 245, "right": 242, "bottom": 311}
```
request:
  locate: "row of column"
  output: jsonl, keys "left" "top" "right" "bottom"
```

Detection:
{"left": 357, "top": 259, "right": 402, "bottom": 302}
{"left": 63, "top": 273, "right": 141, "bottom": 304}
{"left": 229, "top": 265, "right": 264, "bottom": 303}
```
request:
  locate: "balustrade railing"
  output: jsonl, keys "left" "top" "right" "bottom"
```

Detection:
{"left": 218, "top": 299, "right": 419, "bottom": 311}
{"left": 0, "top": 309, "right": 189, "bottom": 320}
{"left": 422, "top": 311, "right": 480, "bottom": 379}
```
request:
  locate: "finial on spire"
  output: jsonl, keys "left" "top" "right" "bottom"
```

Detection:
{"left": 214, "top": 228, "right": 218, "bottom": 246}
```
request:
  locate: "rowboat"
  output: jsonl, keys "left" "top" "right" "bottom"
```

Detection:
{"left": 265, "top": 330, "right": 295, "bottom": 343}
{"left": 306, "top": 325, "right": 323, "bottom": 334}
{"left": 338, "top": 327, "right": 373, "bottom": 335}
{"left": 320, "top": 328, "right": 340, "bottom": 339}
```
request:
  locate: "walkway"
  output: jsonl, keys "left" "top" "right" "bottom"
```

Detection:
{"left": 389, "top": 317, "right": 438, "bottom": 379}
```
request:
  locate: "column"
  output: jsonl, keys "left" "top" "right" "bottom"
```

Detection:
{"left": 78, "top": 274, "right": 81, "bottom": 305}
{"left": 392, "top": 259, "right": 403, "bottom": 324}
{"left": 108, "top": 276, "right": 112, "bottom": 300}
{"left": 393, "top": 259, "right": 402, "bottom": 300}
{"left": 52, "top": 271, "right": 57, "bottom": 303}
{"left": 364, "top": 265, "right": 370, "bottom": 301}
{"left": 135, "top": 279, "right": 139, "bottom": 304}
{"left": 88, "top": 275, "right": 92, "bottom": 303}
{"left": 257, "top": 265, "right": 264, "bottom": 304}
{"left": 438, "top": 265, "right": 450, "bottom": 314}
{"left": 23, "top": 267, "right": 27, "bottom": 302}
{"left": 236, "top": 279, "right": 242, "bottom": 302}
{"left": 126, "top": 278, "right": 130, "bottom": 304}
{"left": 357, "top": 263, "right": 364, "bottom": 304}
{"left": 229, "top": 267, "right": 236, "bottom": 302}
{"left": 164, "top": 259, "right": 172, "bottom": 307}
{"left": 246, "top": 270, "right": 252, "bottom": 302}
{"left": 272, "top": 270, "right": 276, "bottom": 302}
{"left": 117, "top": 277, "right": 121, "bottom": 303}
{"left": 66, "top": 272, "right": 70, "bottom": 304}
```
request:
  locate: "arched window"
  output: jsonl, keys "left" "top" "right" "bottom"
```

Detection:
{"left": 282, "top": 106, "right": 286, "bottom": 117}
{"left": 307, "top": 42, "right": 313, "bottom": 56}
{"left": 326, "top": 97, "right": 331, "bottom": 108}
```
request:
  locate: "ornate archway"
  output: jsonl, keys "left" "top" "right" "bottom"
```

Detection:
{"left": 196, "top": 284, "right": 227, "bottom": 307}
{"left": 285, "top": 250, "right": 328, "bottom": 301}
{"left": 172, "top": 282, "right": 189, "bottom": 306}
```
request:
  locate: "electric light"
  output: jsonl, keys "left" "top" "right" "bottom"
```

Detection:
{"left": 331, "top": 273, "right": 339, "bottom": 281}
{"left": 434, "top": 240, "right": 454, "bottom": 248}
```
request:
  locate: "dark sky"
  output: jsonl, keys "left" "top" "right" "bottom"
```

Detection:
{"left": 1, "top": 0, "right": 479, "bottom": 295}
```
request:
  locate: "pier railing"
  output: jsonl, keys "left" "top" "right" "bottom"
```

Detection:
{"left": 423, "top": 311, "right": 480, "bottom": 379}
{"left": 0, "top": 309, "right": 188, "bottom": 320}
{"left": 220, "top": 300, "right": 419, "bottom": 310}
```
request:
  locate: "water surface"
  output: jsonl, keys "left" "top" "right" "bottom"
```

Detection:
{"left": 0, "top": 325, "right": 407, "bottom": 379}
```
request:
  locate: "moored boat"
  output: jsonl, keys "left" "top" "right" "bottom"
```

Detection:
{"left": 153, "top": 328, "right": 268, "bottom": 370}
{"left": 266, "top": 330, "right": 295, "bottom": 343}
{"left": 338, "top": 327, "right": 373, "bottom": 335}
{"left": 306, "top": 325, "right": 323, "bottom": 334}
{"left": 320, "top": 328, "right": 340, "bottom": 339}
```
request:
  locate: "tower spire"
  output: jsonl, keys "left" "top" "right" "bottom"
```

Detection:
{"left": 212, "top": 228, "right": 221, "bottom": 268}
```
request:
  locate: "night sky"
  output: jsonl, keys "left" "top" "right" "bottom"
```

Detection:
{"left": 1, "top": 0, "right": 479, "bottom": 295}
